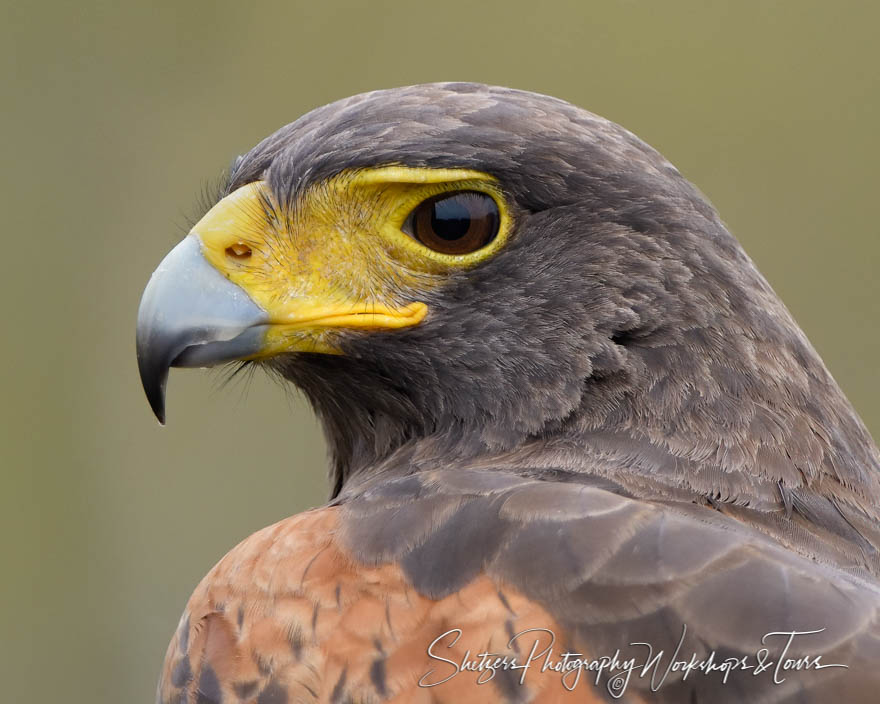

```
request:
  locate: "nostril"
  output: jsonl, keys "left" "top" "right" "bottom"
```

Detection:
{"left": 225, "top": 242, "right": 252, "bottom": 260}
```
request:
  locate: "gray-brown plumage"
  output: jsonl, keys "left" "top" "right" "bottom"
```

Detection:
{"left": 139, "top": 83, "right": 880, "bottom": 703}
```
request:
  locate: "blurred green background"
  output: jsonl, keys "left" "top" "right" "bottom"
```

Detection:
{"left": 2, "top": 1, "right": 878, "bottom": 701}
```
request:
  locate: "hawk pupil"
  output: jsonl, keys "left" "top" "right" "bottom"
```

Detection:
{"left": 430, "top": 197, "right": 471, "bottom": 240}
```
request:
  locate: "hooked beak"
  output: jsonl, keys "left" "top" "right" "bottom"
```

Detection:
{"left": 135, "top": 235, "right": 268, "bottom": 424}
{"left": 136, "top": 181, "right": 429, "bottom": 426}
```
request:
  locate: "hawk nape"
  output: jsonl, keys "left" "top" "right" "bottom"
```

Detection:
{"left": 137, "top": 83, "right": 880, "bottom": 703}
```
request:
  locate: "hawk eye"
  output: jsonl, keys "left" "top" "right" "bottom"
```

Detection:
{"left": 403, "top": 191, "right": 500, "bottom": 255}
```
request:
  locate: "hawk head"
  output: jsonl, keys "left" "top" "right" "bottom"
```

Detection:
{"left": 137, "top": 83, "right": 879, "bottom": 512}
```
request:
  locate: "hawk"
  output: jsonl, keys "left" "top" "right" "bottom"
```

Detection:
{"left": 137, "top": 83, "right": 880, "bottom": 703}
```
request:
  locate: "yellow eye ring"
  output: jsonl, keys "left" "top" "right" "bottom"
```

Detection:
{"left": 343, "top": 168, "right": 512, "bottom": 270}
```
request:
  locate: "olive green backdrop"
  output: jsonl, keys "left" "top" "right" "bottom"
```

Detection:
{"left": 2, "top": 1, "right": 878, "bottom": 701}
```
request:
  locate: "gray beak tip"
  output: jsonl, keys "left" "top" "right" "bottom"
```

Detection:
{"left": 136, "top": 339, "right": 169, "bottom": 425}
{"left": 144, "top": 369, "right": 168, "bottom": 425}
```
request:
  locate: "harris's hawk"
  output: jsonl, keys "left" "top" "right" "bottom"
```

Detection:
{"left": 136, "top": 83, "right": 880, "bottom": 703}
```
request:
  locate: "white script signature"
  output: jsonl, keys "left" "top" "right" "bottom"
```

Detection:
{"left": 418, "top": 625, "right": 847, "bottom": 697}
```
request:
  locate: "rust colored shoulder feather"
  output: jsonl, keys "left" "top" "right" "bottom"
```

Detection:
{"left": 159, "top": 504, "right": 607, "bottom": 704}
{"left": 159, "top": 470, "right": 880, "bottom": 704}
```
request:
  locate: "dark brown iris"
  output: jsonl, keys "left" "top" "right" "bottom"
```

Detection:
{"left": 404, "top": 191, "right": 500, "bottom": 255}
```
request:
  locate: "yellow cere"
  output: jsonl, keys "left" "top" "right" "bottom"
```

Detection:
{"left": 190, "top": 167, "right": 512, "bottom": 358}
